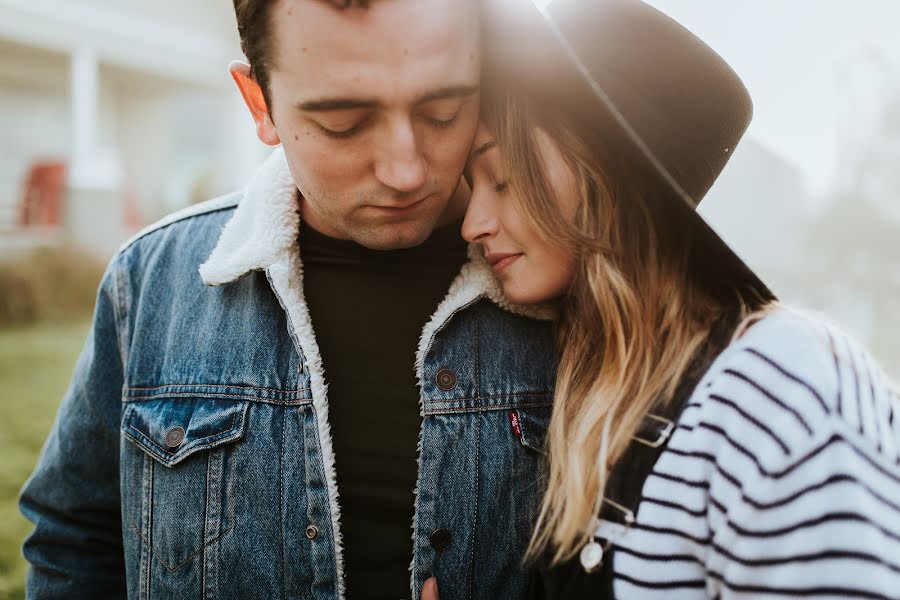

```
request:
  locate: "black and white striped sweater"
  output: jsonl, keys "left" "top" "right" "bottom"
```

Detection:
{"left": 604, "top": 308, "right": 900, "bottom": 599}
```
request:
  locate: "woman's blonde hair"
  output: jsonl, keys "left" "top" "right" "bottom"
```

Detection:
{"left": 485, "top": 94, "right": 772, "bottom": 564}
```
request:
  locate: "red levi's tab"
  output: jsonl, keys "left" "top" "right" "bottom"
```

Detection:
{"left": 509, "top": 410, "right": 523, "bottom": 440}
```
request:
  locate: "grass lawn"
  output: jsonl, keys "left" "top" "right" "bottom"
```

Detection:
{"left": 0, "top": 321, "right": 90, "bottom": 600}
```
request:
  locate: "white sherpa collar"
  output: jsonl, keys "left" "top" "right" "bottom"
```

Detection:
{"left": 199, "top": 146, "right": 299, "bottom": 286}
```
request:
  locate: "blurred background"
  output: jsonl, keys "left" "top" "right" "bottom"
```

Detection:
{"left": 0, "top": 0, "right": 897, "bottom": 597}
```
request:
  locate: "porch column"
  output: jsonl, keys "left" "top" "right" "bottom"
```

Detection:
{"left": 70, "top": 45, "right": 98, "bottom": 186}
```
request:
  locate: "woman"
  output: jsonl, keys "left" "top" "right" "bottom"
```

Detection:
{"left": 428, "top": 0, "right": 900, "bottom": 598}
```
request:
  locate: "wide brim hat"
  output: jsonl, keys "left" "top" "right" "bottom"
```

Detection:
{"left": 484, "top": 0, "right": 776, "bottom": 303}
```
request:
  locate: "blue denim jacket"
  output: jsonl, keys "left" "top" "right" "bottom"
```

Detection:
{"left": 20, "top": 148, "right": 557, "bottom": 600}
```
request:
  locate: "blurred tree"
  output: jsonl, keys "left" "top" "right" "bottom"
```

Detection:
{"left": 804, "top": 54, "right": 900, "bottom": 373}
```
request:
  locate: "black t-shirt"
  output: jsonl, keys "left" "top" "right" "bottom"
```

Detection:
{"left": 299, "top": 219, "right": 468, "bottom": 599}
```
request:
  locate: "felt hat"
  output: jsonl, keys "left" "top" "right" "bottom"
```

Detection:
{"left": 485, "top": 0, "right": 776, "bottom": 302}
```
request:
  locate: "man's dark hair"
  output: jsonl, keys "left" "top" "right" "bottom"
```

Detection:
{"left": 233, "top": 0, "right": 370, "bottom": 110}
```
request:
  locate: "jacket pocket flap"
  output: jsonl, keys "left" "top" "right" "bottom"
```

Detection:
{"left": 122, "top": 398, "right": 249, "bottom": 467}
{"left": 512, "top": 406, "right": 552, "bottom": 454}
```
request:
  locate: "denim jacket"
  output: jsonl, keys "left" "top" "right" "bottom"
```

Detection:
{"left": 20, "top": 147, "right": 557, "bottom": 600}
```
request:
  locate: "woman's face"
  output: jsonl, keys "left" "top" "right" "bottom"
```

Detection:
{"left": 462, "top": 123, "right": 579, "bottom": 304}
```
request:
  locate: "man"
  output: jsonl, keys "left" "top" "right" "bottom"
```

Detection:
{"left": 20, "top": 1, "right": 556, "bottom": 599}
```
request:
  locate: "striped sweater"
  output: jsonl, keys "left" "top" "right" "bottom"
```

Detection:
{"left": 605, "top": 307, "right": 900, "bottom": 599}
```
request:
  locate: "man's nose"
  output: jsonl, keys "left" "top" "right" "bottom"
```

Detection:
{"left": 374, "top": 118, "right": 427, "bottom": 193}
{"left": 461, "top": 191, "right": 499, "bottom": 243}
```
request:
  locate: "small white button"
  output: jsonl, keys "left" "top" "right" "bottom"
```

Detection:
{"left": 579, "top": 541, "right": 604, "bottom": 572}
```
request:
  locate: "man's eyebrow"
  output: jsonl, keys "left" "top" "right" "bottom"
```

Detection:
{"left": 469, "top": 140, "right": 496, "bottom": 162}
{"left": 417, "top": 84, "right": 480, "bottom": 104}
{"left": 296, "top": 98, "right": 379, "bottom": 112}
{"left": 296, "top": 84, "right": 478, "bottom": 113}
{"left": 297, "top": 98, "right": 378, "bottom": 112}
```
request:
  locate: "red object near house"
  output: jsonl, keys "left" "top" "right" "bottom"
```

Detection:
{"left": 19, "top": 161, "right": 67, "bottom": 227}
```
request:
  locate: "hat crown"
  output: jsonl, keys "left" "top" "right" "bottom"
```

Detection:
{"left": 543, "top": 0, "right": 753, "bottom": 204}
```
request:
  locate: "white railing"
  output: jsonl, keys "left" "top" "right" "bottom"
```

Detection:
{"left": 0, "top": 198, "right": 64, "bottom": 258}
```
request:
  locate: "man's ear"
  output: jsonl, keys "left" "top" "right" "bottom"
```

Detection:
{"left": 229, "top": 60, "right": 281, "bottom": 146}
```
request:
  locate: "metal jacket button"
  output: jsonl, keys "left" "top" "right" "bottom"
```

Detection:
{"left": 305, "top": 525, "right": 319, "bottom": 539}
{"left": 435, "top": 368, "right": 457, "bottom": 391}
{"left": 429, "top": 528, "right": 452, "bottom": 551}
{"left": 164, "top": 426, "right": 185, "bottom": 448}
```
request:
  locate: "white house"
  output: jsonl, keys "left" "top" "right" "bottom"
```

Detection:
{"left": 0, "top": 0, "right": 267, "bottom": 258}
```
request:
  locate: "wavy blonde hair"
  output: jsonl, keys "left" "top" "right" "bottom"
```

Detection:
{"left": 485, "top": 94, "right": 772, "bottom": 563}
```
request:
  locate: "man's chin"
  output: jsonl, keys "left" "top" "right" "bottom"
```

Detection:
{"left": 350, "top": 216, "right": 442, "bottom": 250}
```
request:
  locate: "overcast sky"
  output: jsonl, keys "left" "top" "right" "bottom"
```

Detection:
{"left": 541, "top": 0, "right": 900, "bottom": 199}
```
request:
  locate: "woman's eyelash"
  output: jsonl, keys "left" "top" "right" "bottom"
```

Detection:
{"left": 494, "top": 181, "right": 509, "bottom": 193}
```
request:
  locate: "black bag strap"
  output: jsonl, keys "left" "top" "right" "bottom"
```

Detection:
{"left": 526, "top": 312, "right": 742, "bottom": 600}
{"left": 599, "top": 311, "right": 738, "bottom": 525}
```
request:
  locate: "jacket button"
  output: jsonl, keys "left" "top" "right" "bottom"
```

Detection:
{"left": 164, "top": 426, "right": 185, "bottom": 448}
{"left": 435, "top": 368, "right": 457, "bottom": 391}
{"left": 429, "top": 528, "right": 452, "bottom": 552}
{"left": 305, "top": 525, "right": 319, "bottom": 540}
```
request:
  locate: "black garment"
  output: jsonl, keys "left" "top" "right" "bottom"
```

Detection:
{"left": 299, "top": 220, "right": 467, "bottom": 600}
{"left": 527, "top": 313, "right": 741, "bottom": 599}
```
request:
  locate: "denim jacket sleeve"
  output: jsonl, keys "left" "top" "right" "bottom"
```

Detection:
{"left": 19, "top": 253, "right": 129, "bottom": 598}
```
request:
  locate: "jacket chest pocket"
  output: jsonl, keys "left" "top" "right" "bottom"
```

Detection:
{"left": 121, "top": 398, "right": 250, "bottom": 572}
{"left": 509, "top": 406, "right": 551, "bottom": 455}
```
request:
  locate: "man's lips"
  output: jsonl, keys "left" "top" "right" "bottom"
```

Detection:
{"left": 369, "top": 194, "right": 431, "bottom": 213}
{"left": 485, "top": 252, "right": 524, "bottom": 273}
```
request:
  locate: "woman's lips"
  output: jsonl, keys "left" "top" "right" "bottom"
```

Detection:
{"left": 486, "top": 252, "right": 523, "bottom": 273}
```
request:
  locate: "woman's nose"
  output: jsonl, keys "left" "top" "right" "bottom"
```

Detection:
{"left": 461, "top": 190, "right": 500, "bottom": 243}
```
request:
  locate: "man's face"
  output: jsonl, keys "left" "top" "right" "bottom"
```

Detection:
{"left": 266, "top": 0, "right": 481, "bottom": 249}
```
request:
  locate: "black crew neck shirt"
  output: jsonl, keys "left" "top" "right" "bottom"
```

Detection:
{"left": 299, "top": 219, "right": 468, "bottom": 599}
